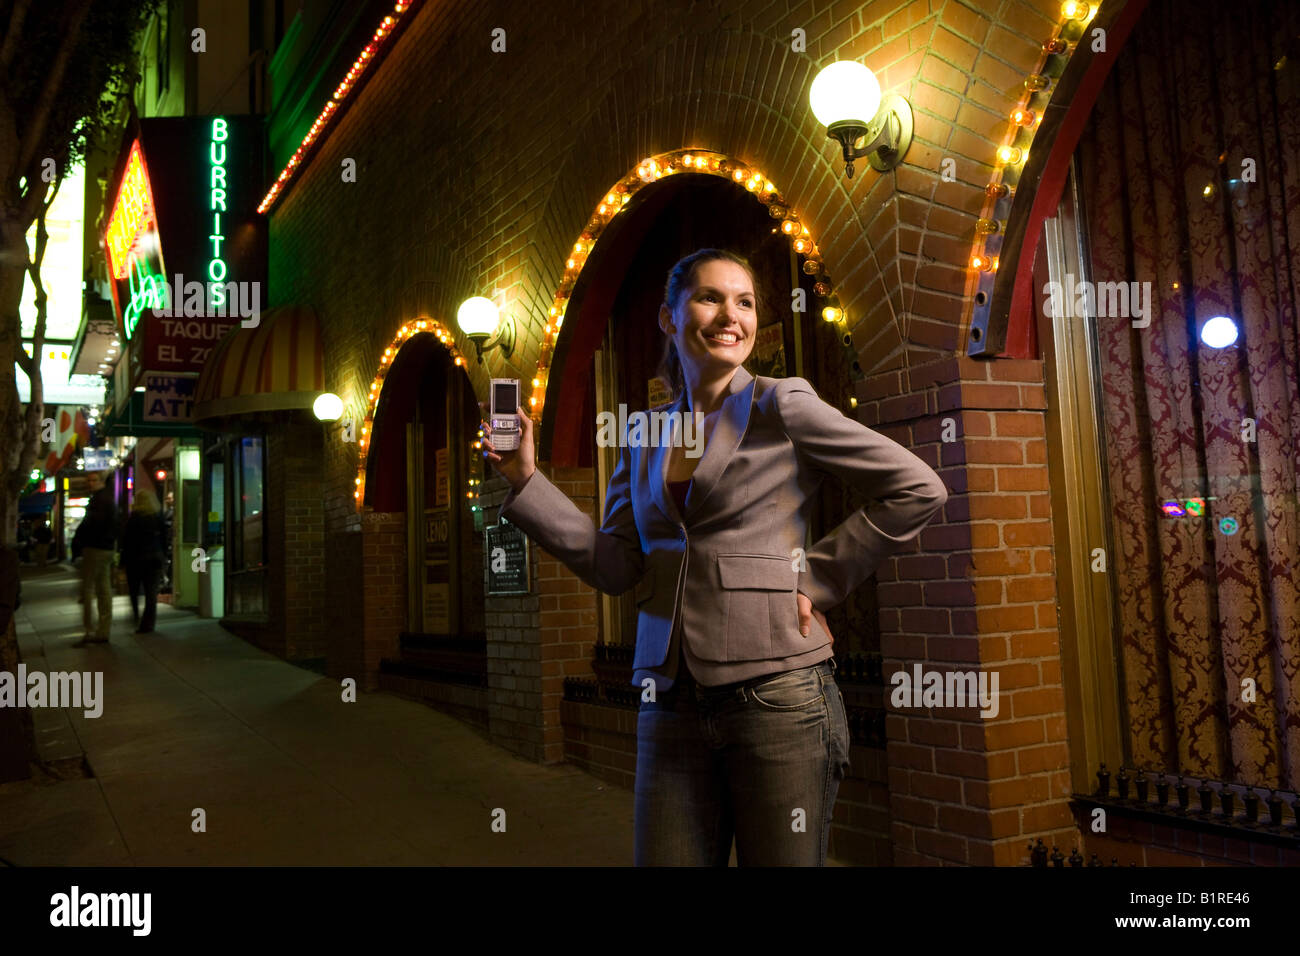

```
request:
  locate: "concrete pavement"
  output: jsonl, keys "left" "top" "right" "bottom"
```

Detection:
{"left": 0, "top": 564, "right": 632, "bottom": 866}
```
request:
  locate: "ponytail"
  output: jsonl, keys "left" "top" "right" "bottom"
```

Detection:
{"left": 656, "top": 338, "right": 685, "bottom": 404}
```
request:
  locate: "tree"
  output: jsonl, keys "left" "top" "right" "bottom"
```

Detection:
{"left": 0, "top": 0, "right": 159, "bottom": 547}
{"left": 0, "top": 0, "right": 157, "bottom": 781}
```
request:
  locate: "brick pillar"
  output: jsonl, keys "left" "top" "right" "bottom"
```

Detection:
{"left": 264, "top": 430, "right": 290, "bottom": 658}
{"left": 480, "top": 464, "right": 599, "bottom": 764}
{"left": 858, "top": 355, "right": 1077, "bottom": 866}
{"left": 280, "top": 421, "right": 326, "bottom": 661}
{"left": 357, "top": 510, "right": 406, "bottom": 691}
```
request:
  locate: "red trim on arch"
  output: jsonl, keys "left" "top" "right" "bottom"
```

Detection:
{"left": 1005, "top": 0, "right": 1150, "bottom": 356}
{"left": 547, "top": 182, "right": 677, "bottom": 468}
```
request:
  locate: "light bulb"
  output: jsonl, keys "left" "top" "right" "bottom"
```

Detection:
{"left": 1200, "top": 315, "right": 1238, "bottom": 348}
{"left": 809, "top": 61, "right": 882, "bottom": 127}
{"left": 456, "top": 296, "right": 499, "bottom": 336}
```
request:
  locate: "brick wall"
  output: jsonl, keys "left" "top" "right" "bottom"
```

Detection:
{"left": 560, "top": 700, "right": 637, "bottom": 791}
{"left": 857, "top": 354, "right": 1074, "bottom": 865}
{"left": 479, "top": 476, "right": 543, "bottom": 760}
{"left": 359, "top": 510, "right": 406, "bottom": 691}
{"left": 279, "top": 420, "right": 327, "bottom": 662}
{"left": 260, "top": 429, "right": 288, "bottom": 659}
{"left": 1082, "top": 813, "right": 1300, "bottom": 867}
{"left": 268, "top": 0, "right": 1064, "bottom": 679}
{"left": 832, "top": 747, "right": 895, "bottom": 864}
{"left": 479, "top": 467, "right": 599, "bottom": 763}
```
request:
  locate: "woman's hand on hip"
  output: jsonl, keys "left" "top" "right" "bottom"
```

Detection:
{"left": 480, "top": 406, "right": 536, "bottom": 493}
{"left": 797, "top": 591, "right": 833, "bottom": 644}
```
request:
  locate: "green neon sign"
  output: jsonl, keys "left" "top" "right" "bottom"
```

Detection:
{"left": 123, "top": 250, "right": 167, "bottom": 340}
{"left": 208, "top": 117, "right": 228, "bottom": 308}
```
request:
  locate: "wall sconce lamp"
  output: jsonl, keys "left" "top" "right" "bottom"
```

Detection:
{"left": 810, "top": 61, "right": 914, "bottom": 178}
{"left": 313, "top": 392, "right": 343, "bottom": 421}
{"left": 456, "top": 295, "right": 517, "bottom": 364}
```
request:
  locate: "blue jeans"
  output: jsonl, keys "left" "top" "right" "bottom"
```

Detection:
{"left": 634, "top": 660, "right": 851, "bottom": 866}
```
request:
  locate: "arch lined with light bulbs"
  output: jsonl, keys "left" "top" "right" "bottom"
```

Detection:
{"left": 532, "top": 148, "right": 857, "bottom": 468}
{"left": 964, "top": 0, "right": 1149, "bottom": 356}
{"left": 353, "top": 318, "right": 479, "bottom": 512}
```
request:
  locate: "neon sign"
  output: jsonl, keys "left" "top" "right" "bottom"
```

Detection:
{"left": 105, "top": 141, "right": 156, "bottom": 280}
{"left": 122, "top": 253, "right": 167, "bottom": 339}
{"left": 208, "top": 118, "right": 228, "bottom": 308}
{"left": 102, "top": 115, "right": 265, "bottom": 374}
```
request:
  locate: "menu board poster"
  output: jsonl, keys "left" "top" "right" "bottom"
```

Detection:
{"left": 647, "top": 375, "right": 673, "bottom": 409}
{"left": 434, "top": 446, "right": 449, "bottom": 507}
{"left": 485, "top": 519, "right": 530, "bottom": 595}
{"left": 425, "top": 507, "right": 449, "bottom": 562}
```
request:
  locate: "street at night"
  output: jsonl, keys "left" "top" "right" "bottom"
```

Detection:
{"left": 2, "top": 0, "right": 1299, "bottom": 936}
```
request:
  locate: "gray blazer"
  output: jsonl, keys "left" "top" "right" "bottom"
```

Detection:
{"left": 500, "top": 366, "right": 947, "bottom": 690}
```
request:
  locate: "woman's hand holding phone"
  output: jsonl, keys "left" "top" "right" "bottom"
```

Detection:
{"left": 480, "top": 406, "right": 536, "bottom": 493}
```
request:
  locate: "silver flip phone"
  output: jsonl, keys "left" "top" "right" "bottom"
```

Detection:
{"left": 490, "top": 378, "right": 521, "bottom": 451}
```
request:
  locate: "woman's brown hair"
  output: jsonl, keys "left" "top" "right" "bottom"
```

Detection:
{"left": 655, "top": 248, "right": 757, "bottom": 401}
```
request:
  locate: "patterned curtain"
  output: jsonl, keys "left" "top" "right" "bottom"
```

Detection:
{"left": 1077, "top": 0, "right": 1300, "bottom": 789}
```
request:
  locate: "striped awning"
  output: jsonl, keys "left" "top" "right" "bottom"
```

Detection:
{"left": 193, "top": 305, "right": 326, "bottom": 425}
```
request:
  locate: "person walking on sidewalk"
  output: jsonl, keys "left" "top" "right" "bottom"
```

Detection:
{"left": 31, "top": 518, "right": 53, "bottom": 566}
{"left": 72, "top": 470, "right": 117, "bottom": 645}
{"left": 482, "top": 248, "right": 948, "bottom": 866}
{"left": 119, "top": 489, "right": 166, "bottom": 633}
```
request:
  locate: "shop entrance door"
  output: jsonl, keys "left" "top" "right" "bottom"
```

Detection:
{"left": 406, "top": 416, "right": 456, "bottom": 635}
{"left": 402, "top": 358, "right": 485, "bottom": 639}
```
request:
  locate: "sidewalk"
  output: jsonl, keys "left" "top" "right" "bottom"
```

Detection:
{"left": 0, "top": 564, "right": 632, "bottom": 865}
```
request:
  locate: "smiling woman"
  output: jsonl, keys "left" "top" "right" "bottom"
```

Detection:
{"left": 482, "top": 246, "right": 947, "bottom": 866}
{"left": 655, "top": 249, "right": 758, "bottom": 404}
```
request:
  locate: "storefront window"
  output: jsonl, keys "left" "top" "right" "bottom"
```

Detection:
{"left": 233, "top": 436, "right": 265, "bottom": 571}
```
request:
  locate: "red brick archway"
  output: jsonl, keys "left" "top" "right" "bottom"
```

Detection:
{"left": 537, "top": 149, "right": 854, "bottom": 467}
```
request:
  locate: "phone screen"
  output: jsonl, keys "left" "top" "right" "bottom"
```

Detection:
{"left": 493, "top": 382, "right": 517, "bottom": 415}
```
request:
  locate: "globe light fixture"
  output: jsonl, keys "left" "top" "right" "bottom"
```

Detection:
{"left": 313, "top": 392, "right": 344, "bottom": 421}
{"left": 810, "top": 61, "right": 914, "bottom": 178}
{"left": 457, "top": 295, "right": 516, "bottom": 363}
{"left": 1200, "top": 315, "right": 1239, "bottom": 348}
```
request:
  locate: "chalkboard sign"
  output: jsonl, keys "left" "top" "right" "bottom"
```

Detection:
{"left": 485, "top": 518, "right": 530, "bottom": 595}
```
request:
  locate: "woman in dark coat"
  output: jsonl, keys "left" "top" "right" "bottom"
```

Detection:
{"left": 119, "top": 489, "right": 167, "bottom": 633}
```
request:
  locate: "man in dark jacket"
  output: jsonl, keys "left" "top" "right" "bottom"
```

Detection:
{"left": 75, "top": 470, "right": 117, "bottom": 644}
{"left": 31, "top": 518, "right": 53, "bottom": 566}
{"left": 119, "top": 489, "right": 166, "bottom": 633}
